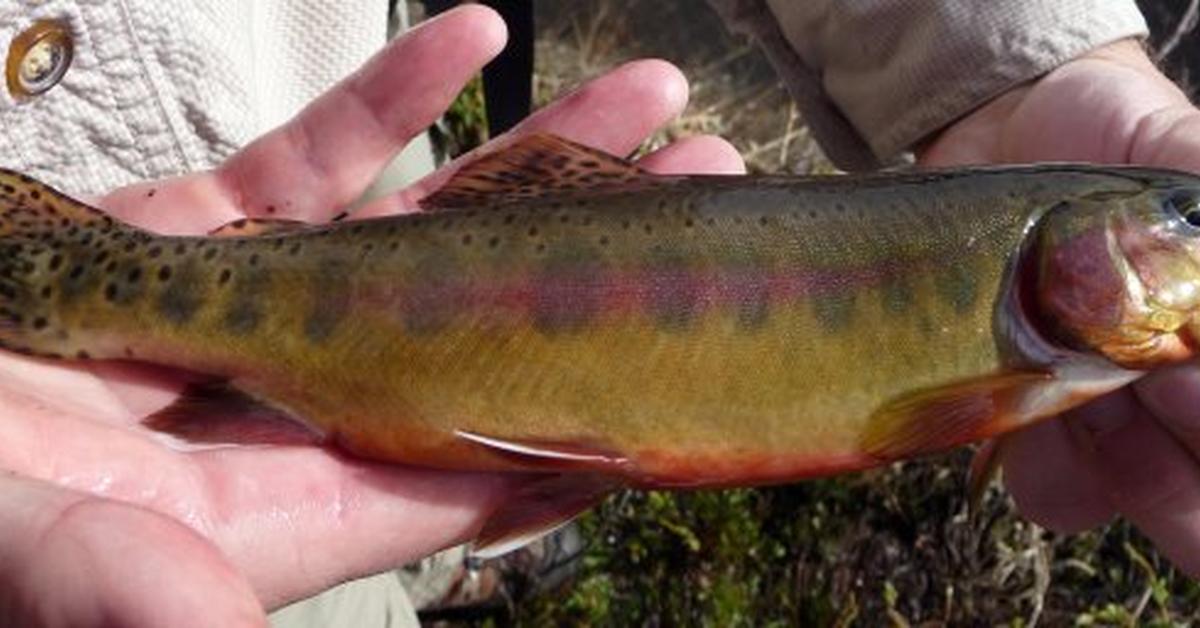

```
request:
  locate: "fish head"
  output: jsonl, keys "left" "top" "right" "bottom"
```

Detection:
{"left": 1035, "top": 175, "right": 1200, "bottom": 368}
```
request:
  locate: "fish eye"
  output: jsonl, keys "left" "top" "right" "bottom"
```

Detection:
{"left": 1167, "top": 190, "right": 1200, "bottom": 228}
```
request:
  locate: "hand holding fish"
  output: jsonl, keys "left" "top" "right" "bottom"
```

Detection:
{"left": 0, "top": 6, "right": 743, "bottom": 626}
{"left": 924, "top": 39, "right": 1200, "bottom": 577}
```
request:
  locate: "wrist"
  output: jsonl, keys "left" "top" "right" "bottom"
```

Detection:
{"left": 920, "top": 38, "right": 1178, "bottom": 166}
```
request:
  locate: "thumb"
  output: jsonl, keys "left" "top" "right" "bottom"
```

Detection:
{"left": 1134, "top": 364, "right": 1200, "bottom": 453}
{"left": 0, "top": 474, "right": 265, "bottom": 628}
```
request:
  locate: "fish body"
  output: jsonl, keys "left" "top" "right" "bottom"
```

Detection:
{"left": 4, "top": 135, "right": 1200, "bottom": 551}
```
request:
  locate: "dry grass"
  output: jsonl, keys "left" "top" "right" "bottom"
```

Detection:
{"left": 532, "top": 0, "right": 835, "bottom": 174}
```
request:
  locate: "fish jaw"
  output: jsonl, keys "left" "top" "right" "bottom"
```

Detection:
{"left": 1033, "top": 187, "right": 1200, "bottom": 370}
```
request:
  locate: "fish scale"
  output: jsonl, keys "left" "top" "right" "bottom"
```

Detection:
{"left": 4, "top": 134, "right": 1200, "bottom": 554}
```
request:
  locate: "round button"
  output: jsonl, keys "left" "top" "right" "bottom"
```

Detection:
{"left": 6, "top": 20, "right": 73, "bottom": 100}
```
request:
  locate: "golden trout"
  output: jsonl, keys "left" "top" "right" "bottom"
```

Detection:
{"left": 4, "top": 134, "right": 1200, "bottom": 553}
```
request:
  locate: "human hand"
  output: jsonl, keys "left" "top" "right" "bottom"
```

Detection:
{"left": 921, "top": 39, "right": 1200, "bottom": 576}
{"left": 0, "top": 6, "right": 745, "bottom": 626}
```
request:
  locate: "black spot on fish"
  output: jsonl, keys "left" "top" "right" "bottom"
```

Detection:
{"left": 935, "top": 265, "right": 978, "bottom": 314}
{"left": 158, "top": 264, "right": 202, "bottom": 324}
{"left": 305, "top": 265, "right": 350, "bottom": 343}
{"left": 48, "top": 254, "right": 63, "bottom": 271}
{"left": 148, "top": 246, "right": 162, "bottom": 258}
{"left": 32, "top": 316, "right": 47, "bottom": 330}
{"left": 402, "top": 254, "right": 461, "bottom": 335}
{"left": 644, "top": 253, "right": 701, "bottom": 331}
{"left": 203, "top": 248, "right": 218, "bottom": 261}
{"left": 127, "top": 267, "right": 142, "bottom": 283}
{"left": 39, "top": 286, "right": 51, "bottom": 299}
{"left": 223, "top": 298, "right": 260, "bottom": 334}
{"left": 76, "top": 350, "right": 89, "bottom": 359}
{"left": 158, "top": 265, "right": 172, "bottom": 282}
{"left": 812, "top": 291, "right": 856, "bottom": 332}
{"left": 218, "top": 269, "right": 232, "bottom": 285}
{"left": 289, "top": 242, "right": 303, "bottom": 256}
{"left": 461, "top": 234, "right": 473, "bottom": 246}
{"left": 880, "top": 276, "right": 914, "bottom": 314}
{"left": 731, "top": 273, "right": 770, "bottom": 330}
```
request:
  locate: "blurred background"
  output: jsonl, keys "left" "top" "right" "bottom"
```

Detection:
{"left": 404, "top": 1, "right": 1200, "bottom": 625}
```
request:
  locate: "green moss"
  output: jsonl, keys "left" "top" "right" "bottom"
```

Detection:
{"left": 486, "top": 454, "right": 1200, "bottom": 626}
{"left": 431, "top": 74, "right": 488, "bottom": 161}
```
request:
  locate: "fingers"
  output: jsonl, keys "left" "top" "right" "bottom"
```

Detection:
{"left": 1006, "top": 378, "right": 1200, "bottom": 577}
{"left": 217, "top": 5, "right": 507, "bottom": 223}
{"left": 637, "top": 135, "right": 746, "bottom": 175}
{"left": 1075, "top": 395, "right": 1200, "bottom": 577}
{"left": 191, "top": 447, "right": 524, "bottom": 608}
{"left": 0, "top": 474, "right": 265, "bottom": 627}
{"left": 360, "top": 58, "right": 692, "bottom": 217}
{"left": 1001, "top": 415, "right": 1114, "bottom": 533}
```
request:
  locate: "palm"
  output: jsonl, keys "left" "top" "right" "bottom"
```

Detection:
{"left": 923, "top": 40, "right": 1200, "bottom": 576}
{"left": 0, "top": 7, "right": 744, "bottom": 626}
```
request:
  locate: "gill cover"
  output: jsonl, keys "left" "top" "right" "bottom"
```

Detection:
{"left": 1035, "top": 186, "right": 1200, "bottom": 368}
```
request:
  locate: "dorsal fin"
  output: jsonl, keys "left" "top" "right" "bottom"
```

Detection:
{"left": 421, "top": 133, "right": 667, "bottom": 209}
{"left": 0, "top": 168, "right": 120, "bottom": 238}
{"left": 208, "top": 217, "right": 311, "bottom": 237}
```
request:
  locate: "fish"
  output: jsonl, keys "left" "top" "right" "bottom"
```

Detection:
{"left": 4, "top": 134, "right": 1200, "bottom": 555}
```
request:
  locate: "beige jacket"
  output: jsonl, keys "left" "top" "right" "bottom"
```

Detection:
{"left": 0, "top": 1, "right": 388, "bottom": 194}
{"left": 711, "top": 0, "right": 1149, "bottom": 170}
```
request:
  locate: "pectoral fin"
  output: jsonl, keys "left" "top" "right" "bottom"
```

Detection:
{"left": 862, "top": 372, "right": 1053, "bottom": 462}
{"left": 143, "top": 381, "right": 320, "bottom": 446}
{"left": 474, "top": 473, "right": 622, "bottom": 558}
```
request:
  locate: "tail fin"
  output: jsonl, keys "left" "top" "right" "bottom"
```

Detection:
{"left": 0, "top": 169, "right": 126, "bottom": 352}
{"left": 0, "top": 168, "right": 117, "bottom": 238}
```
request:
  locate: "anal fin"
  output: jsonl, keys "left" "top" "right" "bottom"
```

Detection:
{"left": 473, "top": 473, "right": 622, "bottom": 559}
{"left": 861, "top": 372, "right": 1053, "bottom": 462}
{"left": 143, "top": 381, "right": 320, "bottom": 446}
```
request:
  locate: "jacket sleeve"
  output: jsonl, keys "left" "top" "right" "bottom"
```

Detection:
{"left": 710, "top": 0, "right": 1149, "bottom": 171}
